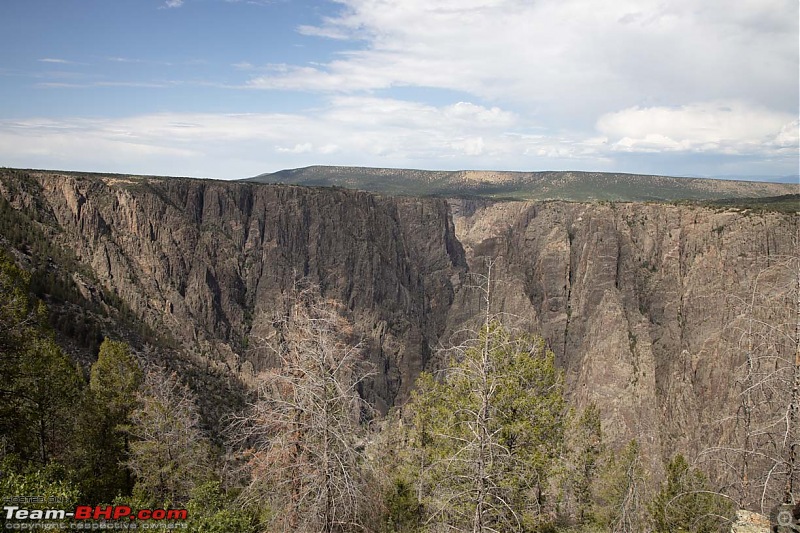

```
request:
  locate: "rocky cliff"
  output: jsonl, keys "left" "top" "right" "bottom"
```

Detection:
{"left": 447, "top": 198, "right": 797, "bottom": 496}
{"left": 1, "top": 170, "right": 797, "bottom": 503}
{"left": 0, "top": 172, "right": 469, "bottom": 414}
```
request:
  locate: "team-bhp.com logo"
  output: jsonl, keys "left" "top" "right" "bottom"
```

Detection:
{"left": 4, "top": 505, "right": 187, "bottom": 529}
{"left": 72, "top": 507, "right": 186, "bottom": 521}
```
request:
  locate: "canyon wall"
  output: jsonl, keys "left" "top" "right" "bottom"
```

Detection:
{"left": 2, "top": 172, "right": 797, "bottom": 499}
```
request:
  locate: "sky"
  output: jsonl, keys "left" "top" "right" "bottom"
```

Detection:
{"left": 0, "top": 0, "right": 797, "bottom": 181}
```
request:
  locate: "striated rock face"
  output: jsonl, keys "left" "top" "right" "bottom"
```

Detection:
{"left": 1, "top": 171, "right": 797, "bottom": 496}
{"left": 448, "top": 199, "right": 798, "bottom": 481}
{"left": 6, "top": 174, "right": 467, "bottom": 413}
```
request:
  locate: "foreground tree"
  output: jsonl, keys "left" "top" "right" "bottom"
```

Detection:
{"left": 89, "top": 338, "right": 143, "bottom": 423}
{"left": 0, "top": 252, "right": 82, "bottom": 465}
{"left": 185, "top": 480, "right": 257, "bottom": 533}
{"left": 408, "top": 321, "right": 566, "bottom": 532}
{"left": 559, "top": 403, "right": 604, "bottom": 525}
{"left": 649, "top": 454, "right": 734, "bottom": 533}
{"left": 592, "top": 440, "right": 649, "bottom": 533}
{"left": 707, "top": 255, "right": 799, "bottom": 512}
{"left": 126, "top": 367, "right": 211, "bottom": 506}
{"left": 73, "top": 338, "right": 142, "bottom": 502}
{"left": 229, "top": 288, "right": 374, "bottom": 533}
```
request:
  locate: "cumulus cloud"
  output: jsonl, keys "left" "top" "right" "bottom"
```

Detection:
{"left": 597, "top": 101, "right": 797, "bottom": 154}
{"left": 253, "top": 0, "right": 797, "bottom": 120}
{"left": 2, "top": 94, "right": 795, "bottom": 178}
{"left": 11, "top": 0, "right": 796, "bottom": 178}
{"left": 773, "top": 119, "right": 800, "bottom": 149}
{"left": 237, "top": 0, "right": 798, "bottom": 177}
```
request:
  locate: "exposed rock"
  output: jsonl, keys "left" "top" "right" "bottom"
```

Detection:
{"left": 1, "top": 170, "right": 797, "bottom": 504}
{"left": 732, "top": 510, "right": 770, "bottom": 533}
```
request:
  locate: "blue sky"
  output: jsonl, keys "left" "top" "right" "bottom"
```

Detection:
{"left": 0, "top": 0, "right": 797, "bottom": 180}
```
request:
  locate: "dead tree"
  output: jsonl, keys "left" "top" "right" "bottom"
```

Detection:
{"left": 228, "top": 286, "right": 374, "bottom": 533}
{"left": 705, "top": 255, "right": 799, "bottom": 512}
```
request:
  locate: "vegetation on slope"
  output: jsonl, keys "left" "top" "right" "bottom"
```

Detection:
{"left": 0, "top": 262, "right": 738, "bottom": 531}
{"left": 247, "top": 165, "right": 798, "bottom": 203}
{"left": 690, "top": 193, "right": 800, "bottom": 214}
{"left": 1, "top": 167, "right": 794, "bottom": 531}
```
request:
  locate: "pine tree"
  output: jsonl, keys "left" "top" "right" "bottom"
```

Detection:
{"left": 0, "top": 252, "right": 82, "bottom": 465}
{"left": 90, "top": 338, "right": 143, "bottom": 422}
{"left": 593, "top": 440, "right": 648, "bottom": 533}
{"left": 74, "top": 338, "right": 143, "bottom": 502}
{"left": 559, "top": 403, "right": 603, "bottom": 525}
{"left": 649, "top": 454, "right": 734, "bottom": 533}
{"left": 126, "top": 367, "right": 211, "bottom": 507}
{"left": 408, "top": 321, "right": 566, "bottom": 532}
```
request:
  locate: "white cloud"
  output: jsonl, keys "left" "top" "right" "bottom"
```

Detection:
{"left": 232, "top": 0, "right": 798, "bottom": 176}
{"left": 773, "top": 119, "right": 800, "bottom": 149}
{"left": 5, "top": 0, "right": 796, "bottom": 179}
{"left": 1, "top": 97, "right": 795, "bottom": 178}
{"left": 38, "top": 58, "right": 74, "bottom": 64}
{"left": 249, "top": 0, "right": 797, "bottom": 123}
{"left": 596, "top": 101, "right": 797, "bottom": 154}
{"left": 277, "top": 143, "right": 313, "bottom": 154}
{"left": 0, "top": 98, "right": 607, "bottom": 178}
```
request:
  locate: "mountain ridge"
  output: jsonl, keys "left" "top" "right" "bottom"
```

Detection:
{"left": 247, "top": 165, "right": 799, "bottom": 201}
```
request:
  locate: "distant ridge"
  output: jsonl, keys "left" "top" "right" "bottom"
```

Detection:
{"left": 246, "top": 166, "right": 799, "bottom": 202}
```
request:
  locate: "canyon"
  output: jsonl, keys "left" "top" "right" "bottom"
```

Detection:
{"left": 1, "top": 169, "right": 797, "bottom": 507}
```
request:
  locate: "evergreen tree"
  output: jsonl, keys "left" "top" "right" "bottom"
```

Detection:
{"left": 593, "top": 440, "right": 648, "bottom": 533}
{"left": 74, "top": 338, "right": 143, "bottom": 502}
{"left": 185, "top": 481, "right": 256, "bottom": 533}
{"left": 126, "top": 367, "right": 211, "bottom": 506}
{"left": 559, "top": 404, "right": 603, "bottom": 526}
{"left": 0, "top": 252, "right": 82, "bottom": 465}
{"left": 649, "top": 454, "right": 734, "bottom": 533}
{"left": 14, "top": 336, "right": 82, "bottom": 464}
{"left": 90, "top": 338, "right": 143, "bottom": 422}
{"left": 408, "top": 321, "right": 566, "bottom": 532}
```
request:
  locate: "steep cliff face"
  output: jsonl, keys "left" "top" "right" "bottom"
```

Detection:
{"left": 1, "top": 171, "right": 797, "bottom": 496}
{"left": 1, "top": 173, "right": 466, "bottom": 412}
{"left": 447, "top": 198, "right": 798, "bottom": 490}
